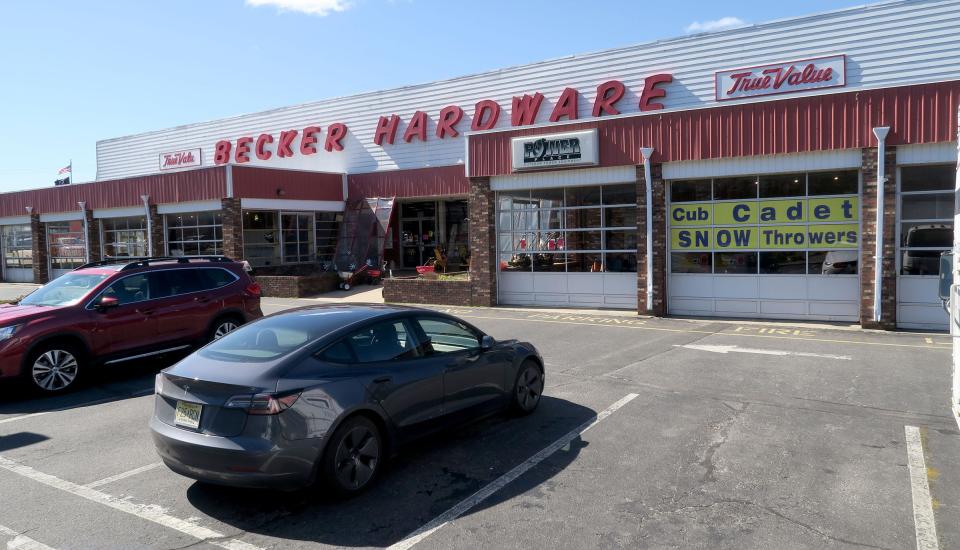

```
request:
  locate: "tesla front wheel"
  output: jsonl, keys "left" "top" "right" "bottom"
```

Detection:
{"left": 511, "top": 360, "right": 544, "bottom": 415}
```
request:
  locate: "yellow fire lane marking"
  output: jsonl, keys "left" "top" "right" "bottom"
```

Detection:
{"left": 453, "top": 313, "right": 952, "bottom": 351}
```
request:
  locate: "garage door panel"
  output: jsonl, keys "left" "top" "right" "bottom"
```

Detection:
{"left": 500, "top": 272, "right": 533, "bottom": 293}
{"left": 603, "top": 272, "right": 636, "bottom": 294}
{"left": 567, "top": 273, "right": 604, "bottom": 294}
{"left": 604, "top": 294, "right": 638, "bottom": 307}
{"left": 759, "top": 277, "right": 805, "bottom": 299}
{"left": 713, "top": 276, "right": 758, "bottom": 299}
{"left": 670, "top": 274, "right": 714, "bottom": 298}
{"left": 808, "top": 276, "right": 859, "bottom": 301}
{"left": 671, "top": 297, "right": 714, "bottom": 312}
{"left": 897, "top": 277, "right": 939, "bottom": 303}
{"left": 898, "top": 303, "right": 949, "bottom": 329}
{"left": 809, "top": 301, "right": 859, "bottom": 317}
{"left": 715, "top": 299, "right": 758, "bottom": 313}
{"left": 533, "top": 293, "right": 570, "bottom": 304}
{"left": 532, "top": 273, "right": 567, "bottom": 293}
{"left": 760, "top": 300, "right": 808, "bottom": 315}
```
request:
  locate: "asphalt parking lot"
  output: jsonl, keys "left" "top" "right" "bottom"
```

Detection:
{"left": 1, "top": 298, "right": 958, "bottom": 549}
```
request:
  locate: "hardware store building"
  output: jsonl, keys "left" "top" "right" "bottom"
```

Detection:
{"left": 1, "top": 0, "right": 959, "bottom": 330}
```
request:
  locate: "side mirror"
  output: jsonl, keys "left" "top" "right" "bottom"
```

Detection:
{"left": 95, "top": 295, "right": 119, "bottom": 312}
{"left": 480, "top": 335, "right": 495, "bottom": 351}
{"left": 939, "top": 252, "right": 953, "bottom": 304}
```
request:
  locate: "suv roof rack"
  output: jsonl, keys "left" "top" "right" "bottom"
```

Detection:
{"left": 75, "top": 256, "right": 235, "bottom": 271}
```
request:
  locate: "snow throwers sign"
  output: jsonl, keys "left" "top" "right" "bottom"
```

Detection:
{"left": 715, "top": 55, "right": 846, "bottom": 101}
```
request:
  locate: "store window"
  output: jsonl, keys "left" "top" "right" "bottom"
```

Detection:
{"left": 281, "top": 213, "right": 315, "bottom": 264}
{"left": 165, "top": 211, "right": 222, "bottom": 257}
{"left": 899, "top": 165, "right": 954, "bottom": 276}
{"left": 315, "top": 212, "right": 341, "bottom": 266}
{"left": 497, "top": 184, "right": 638, "bottom": 273}
{"left": 2, "top": 224, "right": 33, "bottom": 269}
{"left": 102, "top": 216, "right": 148, "bottom": 259}
{"left": 669, "top": 171, "right": 860, "bottom": 275}
{"left": 47, "top": 221, "right": 86, "bottom": 270}
{"left": 243, "top": 211, "right": 280, "bottom": 267}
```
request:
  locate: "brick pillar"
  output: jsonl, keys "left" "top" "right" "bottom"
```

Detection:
{"left": 221, "top": 198, "right": 244, "bottom": 260}
{"left": 860, "top": 146, "right": 898, "bottom": 329}
{"left": 147, "top": 203, "right": 164, "bottom": 257}
{"left": 82, "top": 208, "right": 101, "bottom": 263}
{"left": 29, "top": 212, "right": 49, "bottom": 284}
{"left": 637, "top": 164, "right": 667, "bottom": 316}
{"left": 468, "top": 177, "right": 496, "bottom": 307}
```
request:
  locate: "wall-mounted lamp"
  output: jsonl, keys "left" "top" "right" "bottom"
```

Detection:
{"left": 276, "top": 188, "right": 285, "bottom": 197}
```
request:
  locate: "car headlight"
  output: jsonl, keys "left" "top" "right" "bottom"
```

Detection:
{"left": 0, "top": 324, "right": 21, "bottom": 342}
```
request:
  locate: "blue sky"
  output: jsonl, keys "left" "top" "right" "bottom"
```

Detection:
{"left": 0, "top": 0, "right": 872, "bottom": 193}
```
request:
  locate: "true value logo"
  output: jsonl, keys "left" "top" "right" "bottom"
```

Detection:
{"left": 511, "top": 129, "right": 598, "bottom": 171}
{"left": 715, "top": 55, "right": 846, "bottom": 101}
{"left": 159, "top": 148, "right": 202, "bottom": 171}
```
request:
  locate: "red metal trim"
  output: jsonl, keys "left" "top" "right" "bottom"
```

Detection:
{"left": 348, "top": 165, "right": 469, "bottom": 199}
{"left": 468, "top": 81, "right": 960, "bottom": 178}
{"left": 231, "top": 166, "right": 343, "bottom": 201}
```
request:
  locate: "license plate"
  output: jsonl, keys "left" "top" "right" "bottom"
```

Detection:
{"left": 174, "top": 401, "right": 202, "bottom": 429}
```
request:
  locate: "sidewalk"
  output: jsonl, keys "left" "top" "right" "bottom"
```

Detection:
{"left": 0, "top": 283, "right": 39, "bottom": 302}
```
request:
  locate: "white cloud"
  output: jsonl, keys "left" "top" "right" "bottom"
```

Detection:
{"left": 245, "top": 0, "right": 351, "bottom": 16}
{"left": 685, "top": 16, "right": 746, "bottom": 34}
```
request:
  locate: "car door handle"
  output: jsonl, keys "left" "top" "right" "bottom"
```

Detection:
{"left": 194, "top": 296, "right": 210, "bottom": 303}
{"left": 137, "top": 308, "right": 155, "bottom": 316}
{"left": 372, "top": 376, "right": 392, "bottom": 384}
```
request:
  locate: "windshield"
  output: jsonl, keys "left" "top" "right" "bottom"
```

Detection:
{"left": 19, "top": 273, "right": 109, "bottom": 307}
{"left": 199, "top": 314, "right": 333, "bottom": 363}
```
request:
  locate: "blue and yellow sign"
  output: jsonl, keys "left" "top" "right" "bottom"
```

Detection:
{"left": 670, "top": 195, "right": 858, "bottom": 251}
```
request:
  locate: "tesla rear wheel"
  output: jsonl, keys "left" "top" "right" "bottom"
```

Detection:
{"left": 322, "top": 416, "right": 383, "bottom": 496}
{"left": 511, "top": 360, "right": 544, "bottom": 415}
{"left": 28, "top": 345, "right": 83, "bottom": 394}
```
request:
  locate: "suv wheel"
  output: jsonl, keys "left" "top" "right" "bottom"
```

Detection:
{"left": 28, "top": 345, "right": 83, "bottom": 393}
{"left": 209, "top": 317, "right": 242, "bottom": 341}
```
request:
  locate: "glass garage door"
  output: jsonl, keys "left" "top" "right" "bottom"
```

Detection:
{"left": 668, "top": 170, "right": 861, "bottom": 321}
{"left": 497, "top": 184, "right": 638, "bottom": 309}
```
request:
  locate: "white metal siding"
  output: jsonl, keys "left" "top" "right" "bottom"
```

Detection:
{"left": 897, "top": 143, "right": 959, "bottom": 165}
{"left": 96, "top": 0, "right": 960, "bottom": 180}
{"left": 662, "top": 150, "right": 863, "bottom": 179}
{"left": 491, "top": 166, "right": 636, "bottom": 191}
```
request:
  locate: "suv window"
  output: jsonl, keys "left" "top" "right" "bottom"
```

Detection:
{"left": 200, "top": 268, "right": 236, "bottom": 290}
{"left": 415, "top": 317, "right": 480, "bottom": 354}
{"left": 152, "top": 269, "right": 202, "bottom": 298}
{"left": 347, "top": 320, "right": 420, "bottom": 363}
{"left": 101, "top": 274, "right": 150, "bottom": 305}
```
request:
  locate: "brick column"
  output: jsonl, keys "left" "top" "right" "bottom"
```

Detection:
{"left": 29, "top": 212, "right": 49, "bottom": 284}
{"left": 468, "top": 177, "right": 496, "bottom": 307}
{"left": 859, "top": 146, "right": 898, "bottom": 329}
{"left": 82, "top": 208, "right": 101, "bottom": 263}
{"left": 221, "top": 198, "right": 244, "bottom": 260}
{"left": 147, "top": 203, "right": 164, "bottom": 257}
{"left": 637, "top": 164, "right": 668, "bottom": 316}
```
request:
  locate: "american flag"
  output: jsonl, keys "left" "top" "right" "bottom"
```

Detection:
{"left": 58, "top": 165, "right": 71, "bottom": 175}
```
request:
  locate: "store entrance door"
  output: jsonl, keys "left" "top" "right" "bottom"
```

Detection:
{"left": 400, "top": 201, "right": 437, "bottom": 268}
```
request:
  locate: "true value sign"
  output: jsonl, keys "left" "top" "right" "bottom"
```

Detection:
{"left": 159, "top": 148, "right": 202, "bottom": 171}
{"left": 715, "top": 55, "right": 846, "bottom": 101}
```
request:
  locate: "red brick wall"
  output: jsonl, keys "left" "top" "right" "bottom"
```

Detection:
{"left": 383, "top": 277, "right": 473, "bottom": 306}
{"left": 859, "top": 146, "right": 898, "bottom": 329}
{"left": 221, "top": 198, "right": 244, "bottom": 261}
{"left": 29, "top": 212, "right": 49, "bottom": 284}
{"left": 468, "top": 177, "right": 496, "bottom": 307}
{"left": 255, "top": 273, "right": 339, "bottom": 298}
{"left": 637, "top": 164, "right": 667, "bottom": 316}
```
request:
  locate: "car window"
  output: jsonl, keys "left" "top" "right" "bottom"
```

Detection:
{"left": 415, "top": 317, "right": 481, "bottom": 354}
{"left": 153, "top": 269, "right": 202, "bottom": 298}
{"left": 19, "top": 273, "right": 109, "bottom": 307}
{"left": 200, "top": 317, "right": 318, "bottom": 362}
{"left": 347, "top": 320, "right": 420, "bottom": 363}
{"left": 101, "top": 274, "right": 150, "bottom": 305}
{"left": 200, "top": 268, "right": 236, "bottom": 290}
{"left": 321, "top": 340, "right": 355, "bottom": 363}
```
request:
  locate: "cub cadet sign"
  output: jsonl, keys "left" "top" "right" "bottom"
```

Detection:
{"left": 670, "top": 196, "right": 859, "bottom": 250}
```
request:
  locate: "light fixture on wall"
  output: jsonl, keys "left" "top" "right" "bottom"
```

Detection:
{"left": 276, "top": 188, "right": 285, "bottom": 197}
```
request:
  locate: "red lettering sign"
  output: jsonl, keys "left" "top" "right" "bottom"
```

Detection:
{"left": 300, "top": 126, "right": 321, "bottom": 155}
{"left": 592, "top": 80, "right": 625, "bottom": 117}
{"left": 511, "top": 93, "right": 545, "bottom": 126}
{"left": 255, "top": 134, "right": 273, "bottom": 160}
{"left": 436, "top": 105, "right": 464, "bottom": 138}
{"left": 716, "top": 55, "right": 846, "bottom": 101}
{"left": 374, "top": 115, "right": 400, "bottom": 146}
{"left": 403, "top": 111, "right": 428, "bottom": 143}
{"left": 549, "top": 87, "right": 579, "bottom": 122}
{"left": 324, "top": 123, "right": 347, "bottom": 152}
{"left": 472, "top": 100, "right": 501, "bottom": 131}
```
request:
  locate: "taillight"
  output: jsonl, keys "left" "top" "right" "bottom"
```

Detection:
{"left": 224, "top": 391, "right": 300, "bottom": 415}
{"left": 245, "top": 282, "right": 261, "bottom": 297}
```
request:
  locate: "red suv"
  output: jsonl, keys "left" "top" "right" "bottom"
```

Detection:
{"left": 0, "top": 257, "right": 262, "bottom": 393}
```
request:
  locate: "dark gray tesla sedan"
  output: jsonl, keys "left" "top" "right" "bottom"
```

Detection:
{"left": 150, "top": 304, "right": 544, "bottom": 494}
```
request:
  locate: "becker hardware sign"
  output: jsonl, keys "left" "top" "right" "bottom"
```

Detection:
{"left": 511, "top": 130, "right": 599, "bottom": 171}
{"left": 715, "top": 55, "right": 846, "bottom": 101}
{"left": 159, "top": 148, "right": 202, "bottom": 171}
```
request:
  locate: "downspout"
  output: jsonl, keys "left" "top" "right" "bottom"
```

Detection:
{"left": 640, "top": 147, "right": 655, "bottom": 313}
{"left": 78, "top": 201, "right": 89, "bottom": 263}
{"left": 872, "top": 127, "right": 890, "bottom": 324}
{"left": 141, "top": 195, "right": 152, "bottom": 257}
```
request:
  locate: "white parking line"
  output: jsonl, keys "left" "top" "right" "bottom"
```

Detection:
{"left": 0, "top": 455, "right": 262, "bottom": 550}
{"left": 905, "top": 426, "right": 939, "bottom": 550}
{"left": 0, "top": 389, "right": 154, "bottom": 426}
{"left": 0, "top": 524, "right": 56, "bottom": 550}
{"left": 387, "top": 393, "right": 640, "bottom": 550}
{"left": 85, "top": 462, "right": 163, "bottom": 489}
